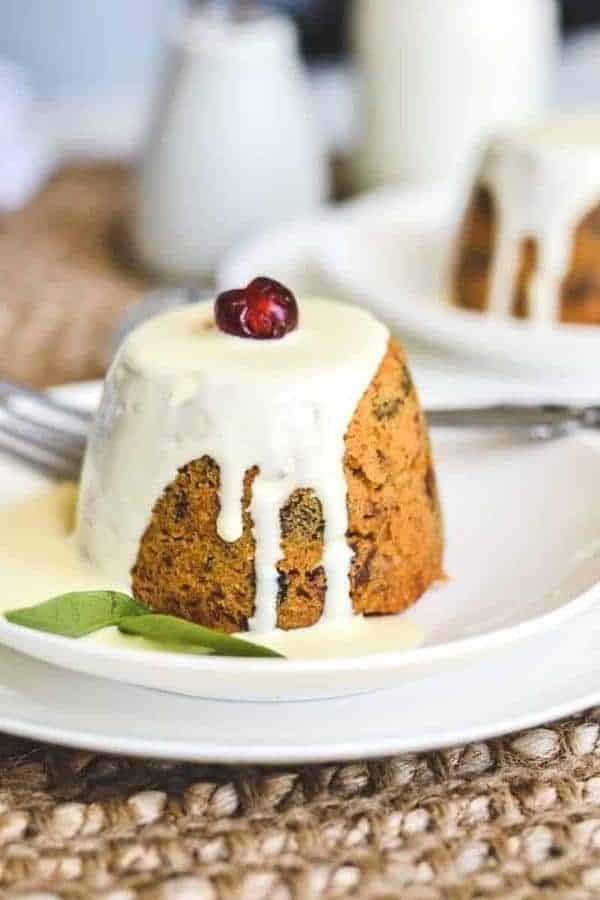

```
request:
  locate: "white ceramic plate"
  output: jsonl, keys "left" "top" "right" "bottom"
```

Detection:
{"left": 1, "top": 382, "right": 600, "bottom": 703}
{"left": 0, "top": 601, "right": 599, "bottom": 763}
{"left": 220, "top": 186, "right": 600, "bottom": 376}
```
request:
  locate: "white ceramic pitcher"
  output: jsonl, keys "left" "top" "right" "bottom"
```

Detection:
{"left": 132, "top": 3, "right": 328, "bottom": 281}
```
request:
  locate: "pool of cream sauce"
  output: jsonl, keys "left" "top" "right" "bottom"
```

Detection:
{"left": 0, "top": 486, "right": 423, "bottom": 660}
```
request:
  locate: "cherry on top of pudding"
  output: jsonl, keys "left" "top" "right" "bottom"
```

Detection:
{"left": 215, "top": 276, "right": 298, "bottom": 339}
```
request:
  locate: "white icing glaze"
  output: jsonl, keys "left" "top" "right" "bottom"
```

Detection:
{"left": 76, "top": 297, "right": 389, "bottom": 632}
{"left": 476, "top": 115, "right": 600, "bottom": 322}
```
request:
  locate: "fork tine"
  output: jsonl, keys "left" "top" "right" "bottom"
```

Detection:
{"left": 0, "top": 380, "right": 89, "bottom": 479}
{"left": 1, "top": 408, "right": 87, "bottom": 455}
{"left": 0, "top": 379, "right": 92, "bottom": 427}
{"left": 0, "top": 426, "right": 81, "bottom": 480}
{"left": 0, "top": 419, "right": 84, "bottom": 467}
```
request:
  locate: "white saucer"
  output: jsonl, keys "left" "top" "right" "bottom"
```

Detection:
{"left": 220, "top": 186, "right": 600, "bottom": 376}
{"left": 2, "top": 382, "right": 600, "bottom": 704}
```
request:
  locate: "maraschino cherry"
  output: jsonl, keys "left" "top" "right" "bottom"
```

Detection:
{"left": 215, "top": 277, "right": 298, "bottom": 340}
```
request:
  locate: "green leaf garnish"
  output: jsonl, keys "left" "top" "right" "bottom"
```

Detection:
{"left": 118, "top": 614, "right": 283, "bottom": 658}
{"left": 5, "top": 591, "right": 284, "bottom": 658}
{"left": 5, "top": 591, "right": 148, "bottom": 637}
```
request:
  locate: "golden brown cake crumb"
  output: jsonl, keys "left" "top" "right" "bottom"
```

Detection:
{"left": 132, "top": 459, "right": 258, "bottom": 633}
{"left": 560, "top": 202, "right": 600, "bottom": 324}
{"left": 512, "top": 237, "right": 537, "bottom": 319}
{"left": 452, "top": 185, "right": 496, "bottom": 313}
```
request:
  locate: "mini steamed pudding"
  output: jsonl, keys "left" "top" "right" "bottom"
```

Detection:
{"left": 76, "top": 278, "right": 443, "bottom": 633}
{"left": 453, "top": 116, "right": 600, "bottom": 324}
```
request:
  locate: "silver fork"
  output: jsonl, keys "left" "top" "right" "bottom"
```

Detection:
{"left": 1, "top": 377, "right": 599, "bottom": 481}
{"left": 0, "top": 380, "right": 90, "bottom": 479}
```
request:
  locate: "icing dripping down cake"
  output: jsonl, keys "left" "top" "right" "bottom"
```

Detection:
{"left": 453, "top": 115, "right": 600, "bottom": 324}
{"left": 76, "top": 282, "right": 443, "bottom": 633}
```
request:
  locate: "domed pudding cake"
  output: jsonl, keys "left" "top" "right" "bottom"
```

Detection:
{"left": 76, "top": 278, "right": 443, "bottom": 633}
{"left": 453, "top": 116, "right": 600, "bottom": 324}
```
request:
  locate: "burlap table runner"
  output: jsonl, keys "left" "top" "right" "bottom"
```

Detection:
{"left": 1, "top": 165, "right": 599, "bottom": 899}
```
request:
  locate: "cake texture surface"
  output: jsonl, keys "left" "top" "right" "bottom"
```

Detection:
{"left": 453, "top": 116, "right": 600, "bottom": 324}
{"left": 76, "top": 292, "right": 443, "bottom": 633}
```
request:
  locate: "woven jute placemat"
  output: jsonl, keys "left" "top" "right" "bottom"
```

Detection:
{"left": 1, "top": 164, "right": 599, "bottom": 899}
